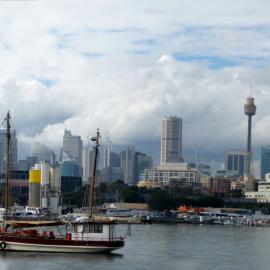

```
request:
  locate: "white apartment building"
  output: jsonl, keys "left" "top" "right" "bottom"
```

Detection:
{"left": 141, "top": 163, "right": 197, "bottom": 186}
{"left": 245, "top": 173, "right": 270, "bottom": 202}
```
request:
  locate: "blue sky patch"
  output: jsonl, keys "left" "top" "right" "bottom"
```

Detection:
{"left": 173, "top": 53, "right": 239, "bottom": 69}
{"left": 173, "top": 53, "right": 267, "bottom": 69}
{"left": 38, "top": 79, "right": 57, "bottom": 87}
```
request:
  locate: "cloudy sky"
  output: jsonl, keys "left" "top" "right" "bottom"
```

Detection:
{"left": 0, "top": 0, "right": 270, "bottom": 171}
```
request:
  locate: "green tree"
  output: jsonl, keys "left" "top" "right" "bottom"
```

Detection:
{"left": 230, "top": 188, "right": 244, "bottom": 198}
{"left": 149, "top": 191, "right": 177, "bottom": 210}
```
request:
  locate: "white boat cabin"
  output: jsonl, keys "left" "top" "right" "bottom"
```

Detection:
{"left": 71, "top": 222, "right": 119, "bottom": 241}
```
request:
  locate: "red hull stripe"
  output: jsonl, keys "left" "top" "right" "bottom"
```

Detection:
{"left": 0, "top": 236, "right": 124, "bottom": 248}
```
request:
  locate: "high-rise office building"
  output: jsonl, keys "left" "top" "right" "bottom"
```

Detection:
{"left": 110, "top": 152, "right": 121, "bottom": 168}
{"left": 62, "top": 129, "right": 82, "bottom": 164}
{"left": 226, "top": 151, "right": 249, "bottom": 176}
{"left": 60, "top": 141, "right": 83, "bottom": 178}
{"left": 121, "top": 146, "right": 136, "bottom": 185}
{"left": 120, "top": 147, "right": 153, "bottom": 185}
{"left": 135, "top": 152, "right": 153, "bottom": 182}
{"left": 100, "top": 151, "right": 122, "bottom": 183}
{"left": 0, "top": 129, "right": 17, "bottom": 173}
{"left": 82, "top": 147, "right": 94, "bottom": 185}
{"left": 61, "top": 160, "right": 83, "bottom": 178}
{"left": 32, "top": 142, "right": 56, "bottom": 165}
{"left": 103, "top": 138, "right": 112, "bottom": 169}
{"left": 160, "top": 116, "right": 183, "bottom": 165}
{"left": 261, "top": 146, "right": 270, "bottom": 180}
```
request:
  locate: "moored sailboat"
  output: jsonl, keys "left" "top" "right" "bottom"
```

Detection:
{"left": 0, "top": 116, "right": 127, "bottom": 253}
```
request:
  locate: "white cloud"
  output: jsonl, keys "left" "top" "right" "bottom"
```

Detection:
{"left": 0, "top": 0, "right": 268, "bottom": 166}
{"left": 10, "top": 57, "right": 269, "bottom": 155}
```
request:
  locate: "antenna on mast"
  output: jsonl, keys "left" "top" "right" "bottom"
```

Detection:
{"left": 249, "top": 85, "right": 254, "bottom": 98}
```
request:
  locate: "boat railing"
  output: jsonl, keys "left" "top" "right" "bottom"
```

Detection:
{"left": 2, "top": 232, "right": 124, "bottom": 242}
{"left": 72, "top": 235, "right": 124, "bottom": 242}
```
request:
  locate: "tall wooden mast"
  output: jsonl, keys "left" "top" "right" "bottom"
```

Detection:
{"left": 4, "top": 111, "right": 11, "bottom": 225}
{"left": 88, "top": 129, "right": 100, "bottom": 219}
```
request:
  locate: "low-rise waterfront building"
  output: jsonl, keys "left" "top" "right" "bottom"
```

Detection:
{"left": 201, "top": 176, "right": 232, "bottom": 197}
{"left": 245, "top": 173, "right": 270, "bottom": 202}
{"left": 141, "top": 163, "right": 198, "bottom": 186}
{"left": 231, "top": 178, "right": 245, "bottom": 190}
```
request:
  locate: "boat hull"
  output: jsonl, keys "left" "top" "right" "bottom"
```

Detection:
{"left": 0, "top": 236, "right": 124, "bottom": 253}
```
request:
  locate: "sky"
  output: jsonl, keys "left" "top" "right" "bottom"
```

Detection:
{"left": 0, "top": 0, "right": 270, "bottom": 173}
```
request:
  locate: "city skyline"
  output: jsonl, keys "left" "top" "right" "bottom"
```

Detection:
{"left": 13, "top": 111, "right": 264, "bottom": 178}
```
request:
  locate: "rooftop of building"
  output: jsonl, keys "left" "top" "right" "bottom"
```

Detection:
{"left": 156, "top": 162, "right": 192, "bottom": 171}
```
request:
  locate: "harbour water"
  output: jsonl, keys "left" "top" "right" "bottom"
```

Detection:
{"left": 1, "top": 224, "right": 270, "bottom": 270}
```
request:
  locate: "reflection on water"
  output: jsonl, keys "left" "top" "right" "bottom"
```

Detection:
{"left": 1, "top": 224, "right": 270, "bottom": 270}
{"left": 0, "top": 251, "right": 124, "bottom": 270}
{"left": 0, "top": 251, "right": 124, "bottom": 260}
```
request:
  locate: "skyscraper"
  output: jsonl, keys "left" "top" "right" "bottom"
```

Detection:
{"left": 160, "top": 116, "right": 183, "bottom": 165}
{"left": 100, "top": 151, "right": 122, "bottom": 183}
{"left": 261, "top": 146, "right": 270, "bottom": 180}
{"left": 82, "top": 146, "right": 94, "bottom": 185}
{"left": 0, "top": 129, "right": 17, "bottom": 173}
{"left": 121, "top": 145, "right": 135, "bottom": 185}
{"left": 103, "top": 134, "right": 112, "bottom": 169}
{"left": 62, "top": 129, "right": 82, "bottom": 164}
{"left": 135, "top": 152, "right": 153, "bottom": 182}
{"left": 110, "top": 152, "right": 121, "bottom": 168}
{"left": 225, "top": 151, "right": 249, "bottom": 176}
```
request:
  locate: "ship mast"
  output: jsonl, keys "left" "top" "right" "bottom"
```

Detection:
{"left": 88, "top": 129, "right": 100, "bottom": 219}
{"left": 4, "top": 111, "right": 11, "bottom": 228}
